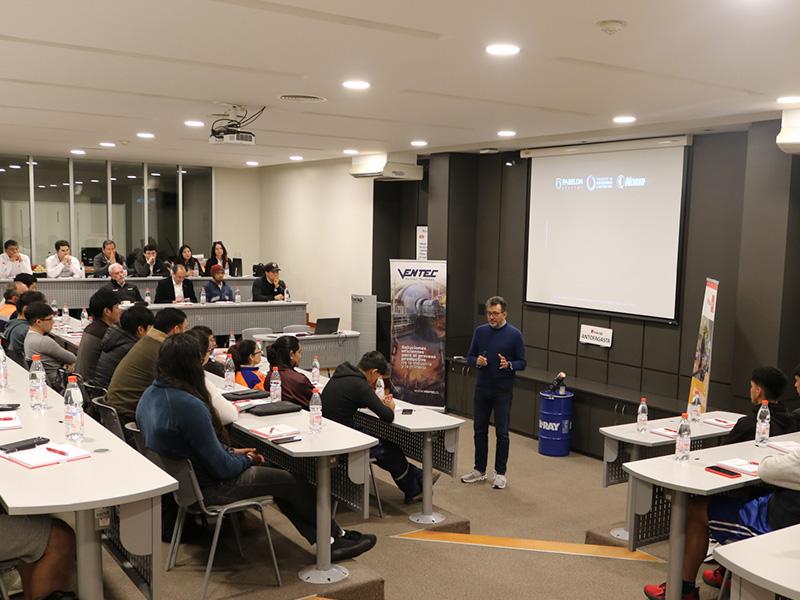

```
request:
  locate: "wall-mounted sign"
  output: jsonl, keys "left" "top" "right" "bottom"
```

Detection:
{"left": 579, "top": 324, "right": 613, "bottom": 347}
{"left": 416, "top": 226, "right": 428, "bottom": 260}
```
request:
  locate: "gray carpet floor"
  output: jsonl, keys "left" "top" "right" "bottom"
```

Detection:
{"left": 96, "top": 419, "right": 726, "bottom": 600}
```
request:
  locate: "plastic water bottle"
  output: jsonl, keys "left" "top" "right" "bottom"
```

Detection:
{"left": 310, "top": 355, "right": 320, "bottom": 385}
{"left": 144, "top": 289, "right": 152, "bottom": 304}
{"left": 284, "top": 288, "right": 291, "bottom": 302}
{"left": 224, "top": 354, "right": 235, "bottom": 390}
{"left": 675, "top": 413, "right": 691, "bottom": 461}
{"left": 63, "top": 375, "right": 84, "bottom": 442}
{"left": 636, "top": 397, "right": 648, "bottom": 433}
{"left": 224, "top": 264, "right": 230, "bottom": 277}
{"left": 80, "top": 308, "right": 89, "bottom": 327}
{"left": 688, "top": 393, "right": 702, "bottom": 422}
{"left": 228, "top": 331, "right": 236, "bottom": 348}
{"left": 193, "top": 266, "right": 199, "bottom": 277}
{"left": 309, "top": 388, "right": 322, "bottom": 434}
{"left": 375, "top": 377, "right": 385, "bottom": 400}
{"left": 0, "top": 345, "right": 8, "bottom": 390}
{"left": 50, "top": 299, "right": 58, "bottom": 317}
{"left": 29, "top": 355, "right": 47, "bottom": 410}
{"left": 269, "top": 367, "right": 281, "bottom": 401}
{"left": 234, "top": 288, "right": 241, "bottom": 303}
{"left": 755, "top": 400, "right": 771, "bottom": 447}
{"left": 199, "top": 287, "right": 206, "bottom": 304}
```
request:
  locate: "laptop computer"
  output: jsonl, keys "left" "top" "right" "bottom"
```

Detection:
{"left": 314, "top": 317, "right": 340, "bottom": 335}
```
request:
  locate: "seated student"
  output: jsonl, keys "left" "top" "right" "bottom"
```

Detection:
{"left": 0, "top": 239, "right": 32, "bottom": 278}
{"left": 136, "top": 333, "right": 375, "bottom": 561}
{"left": 0, "top": 284, "right": 20, "bottom": 319}
{"left": 104, "top": 263, "right": 143, "bottom": 303}
{"left": 24, "top": 302, "right": 77, "bottom": 388}
{"left": 133, "top": 244, "right": 167, "bottom": 277}
{"left": 203, "top": 264, "right": 234, "bottom": 302}
{"left": 91, "top": 304, "right": 153, "bottom": 390}
{"left": 252, "top": 262, "right": 286, "bottom": 301}
{"left": 0, "top": 510, "right": 76, "bottom": 600}
{"left": 267, "top": 335, "right": 314, "bottom": 408}
{"left": 724, "top": 366, "right": 796, "bottom": 445}
{"left": 322, "top": 351, "right": 427, "bottom": 503}
{"left": 92, "top": 239, "right": 126, "bottom": 278}
{"left": 230, "top": 340, "right": 266, "bottom": 390}
{"left": 203, "top": 240, "right": 232, "bottom": 276}
{"left": 14, "top": 273, "right": 37, "bottom": 292}
{"left": 3, "top": 291, "right": 45, "bottom": 357}
{"left": 185, "top": 327, "right": 238, "bottom": 425}
{"left": 74, "top": 288, "right": 121, "bottom": 381}
{"left": 106, "top": 307, "right": 187, "bottom": 425}
{"left": 191, "top": 325, "right": 225, "bottom": 377}
{"left": 154, "top": 265, "right": 197, "bottom": 304}
{"left": 45, "top": 240, "right": 85, "bottom": 279}
{"left": 175, "top": 244, "right": 201, "bottom": 275}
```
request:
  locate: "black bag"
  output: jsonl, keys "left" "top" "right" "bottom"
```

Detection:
{"left": 222, "top": 389, "right": 271, "bottom": 401}
{"left": 248, "top": 401, "right": 302, "bottom": 416}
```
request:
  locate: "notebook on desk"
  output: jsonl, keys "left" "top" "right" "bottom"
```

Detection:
{"left": 314, "top": 317, "right": 340, "bottom": 335}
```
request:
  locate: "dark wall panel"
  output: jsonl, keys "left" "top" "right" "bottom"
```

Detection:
{"left": 608, "top": 318, "right": 644, "bottom": 367}
{"left": 577, "top": 356, "right": 608, "bottom": 384}
{"left": 427, "top": 154, "right": 450, "bottom": 261}
{"left": 608, "top": 362, "right": 642, "bottom": 390}
{"left": 497, "top": 155, "right": 529, "bottom": 327}
{"left": 548, "top": 311, "right": 578, "bottom": 355}
{"left": 522, "top": 305, "right": 550, "bottom": 349}
{"left": 474, "top": 155, "right": 502, "bottom": 326}
{"left": 642, "top": 322, "right": 681, "bottom": 373}
{"left": 548, "top": 351, "right": 576, "bottom": 376}
{"left": 641, "top": 369, "right": 678, "bottom": 398}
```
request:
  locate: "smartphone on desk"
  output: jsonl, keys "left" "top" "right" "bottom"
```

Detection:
{"left": 0, "top": 404, "right": 20, "bottom": 412}
{"left": 705, "top": 465, "right": 741, "bottom": 478}
{"left": 401, "top": 408, "right": 414, "bottom": 415}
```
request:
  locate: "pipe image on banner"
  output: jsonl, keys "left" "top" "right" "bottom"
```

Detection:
{"left": 688, "top": 278, "right": 718, "bottom": 413}
{"left": 389, "top": 259, "right": 447, "bottom": 407}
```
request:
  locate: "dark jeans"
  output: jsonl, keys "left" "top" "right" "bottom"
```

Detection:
{"left": 371, "top": 440, "right": 422, "bottom": 499}
{"left": 202, "top": 466, "right": 330, "bottom": 545}
{"left": 473, "top": 385, "right": 513, "bottom": 475}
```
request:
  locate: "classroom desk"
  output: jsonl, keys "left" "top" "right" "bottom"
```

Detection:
{"left": 205, "top": 372, "right": 378, "bottom": 584}
{"left": 599, "top": 410, "right": 743, "bottom": 546}
{"left": 0, "top": 361, "right": 177, "bottom": 600}
{"left": 146, "top": 301, "right": 306, "bottom": 337}
{"left": 49, "top": 315, "right": 84, "bottom": 354}
{"left": 623, "top": 432, "right": 800, "bottom": 600}
{"left": 713, "top": 523, "right": 800, "bottom": 600}
{"left": 254, "top": 330, "right": 361, "bottom": 369}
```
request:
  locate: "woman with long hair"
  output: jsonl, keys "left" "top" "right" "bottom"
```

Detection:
{"left": 175, "top": 244, "right": 201, "bottom": 275}
{"left": 266, "top": 335, "right": 314, "bottom": 408}
{"left": 230, "top": 339, "right": 266, "bottom": 390}
{"left": 203, "top": 240, "right": 230, "bottom": 276}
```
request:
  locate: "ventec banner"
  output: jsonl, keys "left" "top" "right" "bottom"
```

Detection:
{"left": 688, "top": 278, "right": 719, "bottom": 413}
{"left": 389, "top": 259, "right": 447, "bottom": 407}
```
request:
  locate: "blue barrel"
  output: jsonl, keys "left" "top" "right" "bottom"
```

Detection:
{"left": 538, "top": 391, "right": 573, "bottom": 457}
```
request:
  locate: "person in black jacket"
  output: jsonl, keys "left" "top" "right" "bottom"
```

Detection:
{"left": 154, "top": 265, "right": 197, "bottom": 304}
{"left": 252, "top": 262, "right": 286, "bottom": 301}
{"left": 133, "top": 244, "right": 167, "bottom": 278}
{"left": 203, "top": 240, "right": 232, "bottom": 276}
{"left": 724, "top": 366, "right": 796, "bottom": 445}
{"left": 92, "top": 239, "right": 126, "bottom": 278}
{"left": 90, "top": 304, "right": 154, "bottom": 389}
{"left": 104, "top": 263, "right": 143, "bottom": 303}
{"left": 175, "top": 245, "right": 201, "bottom": 275}
{"left": 322, "top": 351, "right": 426, "bottom": 503}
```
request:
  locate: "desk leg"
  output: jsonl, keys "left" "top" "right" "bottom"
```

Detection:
{"left": 666, "top": 491, "right": 688, "bottom": 600}
{"left": 410, "top": 432, "right": 445, "bottom": 524}
{"left": 611, "top": 445, "right": 640, "bottom": 542}
{"left": 76, "top": 509, "right": 103, "bottom": 600}
{"left": 299, "top": 456, "right": 348, "bottom": 584}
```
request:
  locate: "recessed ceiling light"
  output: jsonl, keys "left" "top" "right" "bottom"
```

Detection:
{"left": 136, "top": 132, "right": 155, "bottom": 139}
{"left": 411, "top": 140, "right": 428, "bottom": 147}
{"left": 179, "top": 170, "right": 187, "bottom": 174}
{"left": 127, "top": 175, "right": 136, "bottom": 179}
{"left": 70, "top": 149, "right": 86, "bottom": 155}
{"left": 90, "top": 179, "right": 99, "bottom": 183}
{"left": 342, "top": 80, "right": 370, "bottom": 90}
{"left": 99, "top": 142, "right": 116, "bottom": 148}
{"left": 9, "top": 165, "right": 21, "bottom": 169}
{"left": 37, "top": 184, "right": 45, "bottom": 189}
{"left": 0, "top": 168, "right": 5, "bottom": 172}
{"left": 497, "top": 130, "right": 516, "bottom": 137}
{"left": 486, "top": 43, "right": 520, "bottom": 56}
{"left": 777, "top": 96, "right": 800, "bottom": 105}
{"left": 613, "top": 115, "right": 637, "bottom": 124}
{"left": 505, "top": 161, "right": 514, "bottom": 167}
{"left": 110, "top": 177, "right": 117, "bottom": 181}
{"left": 184, "top": 120, "right": 205, "bottom": 128}
{"left": 75, "top": 181, "right": 83, "bottom": 185}
{"left": 246, "top": 161, "right": 259, "bottom": 167}
{"left": 343, "top": 149, "right": 359, "bottom": 155}
{"left": 62, "top": 182, "right": 69, "bottom": 186}
{"left": 49, "top": 184, "right": 56, "bottom": 188}
{"left": 289, "top": 155, "right": 304, "bottom": 161}
{"left": 150, "top": 172, "right": 160, "bottom": 177}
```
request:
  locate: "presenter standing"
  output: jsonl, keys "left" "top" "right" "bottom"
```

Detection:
{"left": 461, "top": 296, "right": 526, "bottom": 490}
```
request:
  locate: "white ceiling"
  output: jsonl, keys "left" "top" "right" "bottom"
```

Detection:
{"left": 0, "top": 0, "right": 796, "bottom": 168}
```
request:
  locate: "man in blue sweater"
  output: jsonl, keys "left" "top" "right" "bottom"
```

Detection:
{"left": 461, "top": 296, "right": 526, "bottom": 490}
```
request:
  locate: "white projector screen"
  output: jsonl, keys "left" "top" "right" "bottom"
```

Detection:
{"left": 526, "top": 144, "right": 686, "bottom": 320}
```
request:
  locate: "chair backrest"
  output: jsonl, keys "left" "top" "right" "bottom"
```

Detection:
{"left": 7, "top": 348, "right": 25, "bottom": 368}
{"left": 282, "top": 324, "right": 311, "bottom": 334}
{"left": 242, "top": 327, "right": 273, "bottom": 340}
{"left": 124, "top": 422, "right": 146, "bottom": 453}
{"left": 142, "top": 447, "right": 207, "bottom": 512}
{"left": 91, "top": 396, "right": 126, "bottom": 441}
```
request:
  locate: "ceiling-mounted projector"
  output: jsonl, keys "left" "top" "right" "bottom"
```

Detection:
{"left": 209, "top": 127, "right": 256, "bottom": 145}
{"left": 208, "top": 104, "right": 264, "bottom": 145}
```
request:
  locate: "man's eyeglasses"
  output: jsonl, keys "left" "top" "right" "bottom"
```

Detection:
{"left": 486, "top": 310, "right": 504, "bottom": 317}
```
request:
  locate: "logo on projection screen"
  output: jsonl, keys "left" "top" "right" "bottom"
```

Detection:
{"left": 617, "top": 174, "right": 647, "bottom": 189}
{"left": 554, "top": 177, "right": 583, "bottom": 191}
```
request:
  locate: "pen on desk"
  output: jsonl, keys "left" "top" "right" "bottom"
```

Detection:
{"left": 46, "top": 447, "right": 67, "bottom": 456}
{"left": 664, "top": 428, "right": 678, "bottom": 433}
{"left": 0, "top": 417, "right": 15, "bottom": 421}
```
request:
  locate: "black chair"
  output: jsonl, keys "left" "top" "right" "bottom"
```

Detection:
{"left": 90, "top": 396, "right": 125, "bottom": 442}
{"left": 124, "top": 422, "right": 146, "bottom": 454}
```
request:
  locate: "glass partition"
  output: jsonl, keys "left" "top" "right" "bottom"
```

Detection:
{"left": 111, "top": 162, "right": 145, "bottom": 264}
{"left": 0, "top": 156, "right": 32, "bottom": 261}
{"left": 182, "top": 166, "right": 212, "bottom": 260}
{"left": 74, "top": 160, "right": 108, "bottom": 266}
{"left": 32, "top": 158, "right": 70, "bottom": 263}
{"left": 147, "top": 164, "right": 179, "bottom": 260}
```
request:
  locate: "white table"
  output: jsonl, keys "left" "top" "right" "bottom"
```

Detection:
{"left": 0, "top": 360, "right": 177, "bottom": 600}
{"left": 714, "top": 523, "right": 800, "bottom": 600}
{"left": 146, "top": 301, "right": 306, "bottom": 337}
{"left": 254, "top": 330, "right": 361, "bottom": 369}
{"left": 600, "top": 411, "right": 744, "bottom": 545}
{"left": 206, "top": 372, "right": 378, "bottom": 584}
{"left": 623, "top": 431, "right": 800, "bottom": 600}
{"left": 49, "top": 315, "right": 85, "bottom": 354}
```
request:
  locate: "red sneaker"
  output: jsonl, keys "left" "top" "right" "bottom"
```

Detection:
{"left": 643, "top": 582, "right": 699, "bottom": 600}
{"left": 702, "top": 566, "right": 728, "bottom": 589}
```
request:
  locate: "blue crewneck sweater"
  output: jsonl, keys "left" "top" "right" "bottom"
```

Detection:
{"left": 467, "top": 322, "right": 526, "bottom": 389}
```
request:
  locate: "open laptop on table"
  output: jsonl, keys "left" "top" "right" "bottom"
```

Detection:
{"left": 313, "top": 317, "right": 340, "bottom": 335}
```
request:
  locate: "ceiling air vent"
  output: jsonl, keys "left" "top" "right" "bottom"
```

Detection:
{"left": 278, "top": 94, "right": 327, "bottom": 103}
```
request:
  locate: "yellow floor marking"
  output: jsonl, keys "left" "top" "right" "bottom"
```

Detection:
{"left": 392, "top": 530, "right": 663, "bottom": 563}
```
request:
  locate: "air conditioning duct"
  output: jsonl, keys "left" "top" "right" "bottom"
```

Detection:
{"left": 776, "top": 109, "right": 800, "bottom": 154}
{"left": 349, "top": 152, "right": 423, "bottom": 180}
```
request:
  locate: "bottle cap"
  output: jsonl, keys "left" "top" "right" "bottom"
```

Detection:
{"left": 272, "top": 366, "right": 278, "bottom": 371}
{"left": 681, "top": 412, "right": 688, "bottom": 418}
{"left": 312, "top": 388, "right": 320, "bottom": 394}
{"left": 314, "top": 355, "right": 319, "bottom": 359}
{"left": 32, "top": 354, "right": 41, "bottom": 360}
{"left": 68, "top": 375, "right": 77, "bottom": 383}
{"left": 762, "top": 399, "right": 769, "bottom": 405}
{"left": 640, "top": 396, "right": 647, "bottom": 403}
{"left": 226, "top": 353, "right": 232, "bottom": 358}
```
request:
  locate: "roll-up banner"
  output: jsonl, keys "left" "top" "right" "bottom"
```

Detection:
{"left": 389, "top": 259, "right": 447, "bottom": 408}
{"left": 688, "top": 278, "right": 718, "bottom": 413}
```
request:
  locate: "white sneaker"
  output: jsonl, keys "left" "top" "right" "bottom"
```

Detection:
{"left": 492, "top": 474, "right": 507, "bottom": 489}
{"left": 460, "top": 469, "right": 486, "bottom": 483}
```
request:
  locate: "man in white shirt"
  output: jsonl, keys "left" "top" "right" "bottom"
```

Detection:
{"left": 154, "top": 264, "right": 197, "bottom": 303}
{"left": 0, "top": 240, "right": 33, "bottom": 278}
{"left": 44, "top": 240, "right": 85, "bottom": 279}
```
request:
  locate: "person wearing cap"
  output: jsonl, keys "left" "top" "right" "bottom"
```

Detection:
{"left": 252, "top": 262, "right": 286, "bottom": 302}
{"left": 203, "top": 264, "right": 234, "bottom": 302}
